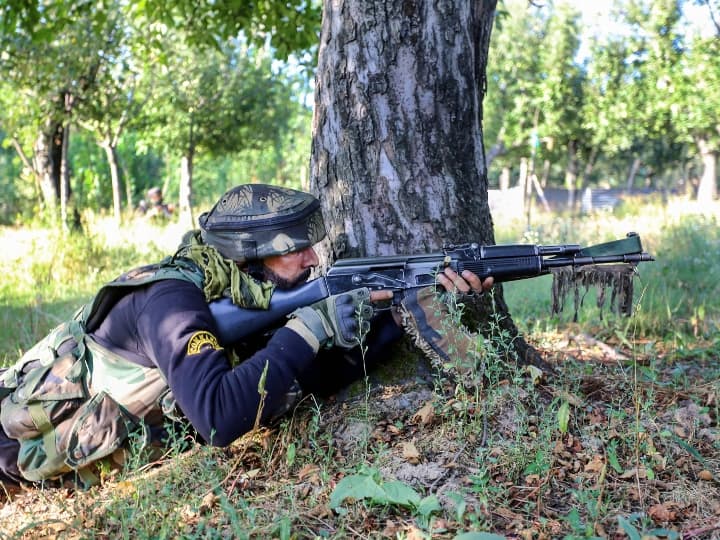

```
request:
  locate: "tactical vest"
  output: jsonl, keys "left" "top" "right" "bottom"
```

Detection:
{"left": 0, "top": 258, "right": 204, "bottom": 484}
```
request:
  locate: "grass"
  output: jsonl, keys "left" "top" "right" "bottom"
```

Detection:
{"left": 0, "top": 197, "right": 719, "bottom": 539}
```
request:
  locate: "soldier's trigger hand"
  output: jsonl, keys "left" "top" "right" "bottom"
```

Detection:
{"left": 370, "top": 289, "right": 393, "bottom": 302}
{"left": 437, "top": 268, "right": 493, "bottom": 295}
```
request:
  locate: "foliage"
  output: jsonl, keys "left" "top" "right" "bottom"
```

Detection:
{"left": 138, "top": 37, "right": 295, "bottom": 161}
{"left": 0, "top": 0, "right": 317, "bottom": 223}
{"left": 0, "top": 0, "right": 320, "bottom": 61}
{"left": 329, "top": 467, "right": 441, "bottom": 522}
{"left": 486, "top": 0, "right": 719, "bottom": 196}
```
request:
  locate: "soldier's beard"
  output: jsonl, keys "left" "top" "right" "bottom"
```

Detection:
{"left": 246, "top": 262, "right": 311, "bottom": 290}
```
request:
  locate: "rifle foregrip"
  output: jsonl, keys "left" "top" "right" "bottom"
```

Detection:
{"left": 458, "top": 257, "right": 543, "bottom": 281}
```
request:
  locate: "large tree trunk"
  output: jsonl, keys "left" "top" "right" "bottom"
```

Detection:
{"left": 696, "top": 136, "right": 717, "bottom": 202}
{"left": 103, "top": 142, "right": 123, "bottom": 226}
{"left": 310, "top": 0, "right": 547, "bottom": 370}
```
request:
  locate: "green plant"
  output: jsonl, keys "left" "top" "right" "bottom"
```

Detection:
{"left": 329, "top": 467, "right": 441, "bottom": 529}
{"left": 617, "top": 512, "right": 679, "bottom": 540}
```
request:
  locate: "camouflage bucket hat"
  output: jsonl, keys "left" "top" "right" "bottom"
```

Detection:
{"left": 199, "top": 184, "right": 326, "bottom": 263}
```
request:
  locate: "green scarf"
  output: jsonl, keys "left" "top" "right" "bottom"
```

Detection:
{"left": 175, "top": 230, "right": 275, "bottom": 309}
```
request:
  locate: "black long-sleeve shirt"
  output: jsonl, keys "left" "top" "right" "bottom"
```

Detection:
{"left": 90, "top": 279, "right": 402, "bottom": 446}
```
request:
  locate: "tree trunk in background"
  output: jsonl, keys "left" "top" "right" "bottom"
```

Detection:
{"left": 518, "top": 157, "right": 529, "bottom": 212}
{"left": 59, "top": 123, "right": 71, "bottom": 231}
{"left": 626, "top": 157, "right": 641, "bottom": 192}
{"left": 122, "top": 159, "right": 134, "bottom": 211}
{"left": 540, "top": 159, "right": 551, "bottom": 188}
{"left": 499, "top": 167, "right": 511, "bottom": 190}
{"left": 179, "top": 152, "right": 194, "bottom": 229}
{"left": 564, "top": 140, "right": 577, "bottom": 209}
{"left": 32, "top": 121, "right": 64, "bottom": 220}
{"left": 696, "top": 137, "right": 718, "bottom": 202}
{"left": 576, "top": 146, "right": 597, "bottom": 194}
{"left": 103, "top": 143, "right": 123, "bottom": 225}
{"left": 310, "top": 0, "right": 547, "bottom": 369}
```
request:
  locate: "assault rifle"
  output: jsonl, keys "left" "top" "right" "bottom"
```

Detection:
{"left": 209, "top": 233, "right": 654, "bottom": 345}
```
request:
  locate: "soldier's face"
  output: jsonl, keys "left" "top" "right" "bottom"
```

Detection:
{"left": 261, "top": 246, "right": 319, "bottom": 289}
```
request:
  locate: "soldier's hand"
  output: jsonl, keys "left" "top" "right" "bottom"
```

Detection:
{"left": 436, "top": 268, "right": 494, "bottom": 296}
{"left": 288, "top": 288, "right": 374, "bottom": 349}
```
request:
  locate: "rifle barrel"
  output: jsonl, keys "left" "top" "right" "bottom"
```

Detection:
{"left": 542, "top": 252, "right": 654, "bottom": 269}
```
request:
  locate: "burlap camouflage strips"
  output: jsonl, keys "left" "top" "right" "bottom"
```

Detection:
{"left": 199, "top": 184, "right": 326, "bottom": 263}
{"left": 399, "top": 286, "right": 486, "bottom": 388}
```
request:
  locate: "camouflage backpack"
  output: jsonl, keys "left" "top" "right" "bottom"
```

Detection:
{"left": 0, "top": 258, "right": 204, "bottom": 484}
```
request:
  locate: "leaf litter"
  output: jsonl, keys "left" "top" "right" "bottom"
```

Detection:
{"left": 0, "top": 331, "right": 718, "bottom": 539}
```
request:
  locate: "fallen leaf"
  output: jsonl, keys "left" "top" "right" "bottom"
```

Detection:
{"left": 584, "top": 455, "right": 605, "bottom": 473}
{"left": 412, "top": 402, "right": 435, "bottom": 425}
{"left": 404, "top": 524, "right": 426, "bottom": 540}
{"left": 198, "top": 492, "right": 218, "bottom": 515}
{"left": 494, "top": 506, "right": 524, "bottom": 522}
{"left": 381, "top": 519, "right": 401, "bottom": 537}
{"left": 620, "top": 467, "right": 648, "bottom": 480}
{"left": 524, "top": 365, "right": 545, "bottom": 384}
{"left": 524, "top": 474, "right": 541, "bottom": 486}
{"left": 431, "top": 518, "right": 449, "bottom": 533}
{"left": 698, "top": 470, "right": 714, "bottom": 481}
{"left": 245, "top": 468, "right": 261, "bottom": 479}
{"left": 556, "top": 390, "right": 584, "bottom": 407}
{"left": 649, "top": 502, "right": 677, "bottom": 522}
{"left": 297, "top": 463, "right": 320, "bottom": 481}
{"left": 401, "top": 441, "right": 421, "bottom": 464}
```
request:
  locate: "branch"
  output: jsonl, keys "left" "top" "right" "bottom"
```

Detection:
{"left": 700, "top": 0, "right": 720, "bottom": 34}
{"left": 10, "top": 137, "right": 39, "bottom": 180}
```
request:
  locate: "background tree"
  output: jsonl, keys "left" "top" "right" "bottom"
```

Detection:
{"left": 310, "top": 0, "right": 546, "bottom": 368}
{"left": 483, "top": 1, "right": 546, "bottom": 185}
{"left": 536, "top": 2, "right": 586, "bottom": 207}
{"left": 672, "top": 33, "right": 720, "bottom": 200}
{"left": 139, "top": 38, "right": 297, "bottom": 227}
{"left": 0, "top": 0, "right": 321, "bottom": 226}
{"left": 77, "top": 13, "right": 151, "bottom": 225}
{"left": 0, "top": 6, "right": 114, "bottom": 226}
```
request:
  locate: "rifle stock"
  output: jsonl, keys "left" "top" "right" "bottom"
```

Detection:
{"left": 209, "top": 233, "right": 654, "bottom": 345}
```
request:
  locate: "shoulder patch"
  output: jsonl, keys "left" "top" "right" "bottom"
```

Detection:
{"left": 187, "top": 331, "right": 223, "bottom": 355}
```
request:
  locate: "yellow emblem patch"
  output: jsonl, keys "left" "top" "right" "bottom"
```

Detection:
{"left": 187, "top": 331, "right": 223, "bottom": 355}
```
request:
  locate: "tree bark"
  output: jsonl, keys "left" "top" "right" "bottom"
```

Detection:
{"left": 179, "top": 152, "right": 194, "bottom": 229}
{"left": 103, "top": 142, "right": 123, "bottom": 226}
{"left": 564, "top": 140, "right": 577, "bottom": 209}
{"left": 310, "top": 0, "right": 548, "bottom": 370}
{"left": 499, "top": 166, "right": 511, "bottom": 190}
{"left": 696, "top": 136, "right": 718, "bottom": 202}
{"left": 32, "top": 120, "right": 64, "bottom": 220}
{"left": 626, "top": 156, "right": 641, "bottom": 192}
{"left": 60, "top": 123, "right": 71, "bottom": 231}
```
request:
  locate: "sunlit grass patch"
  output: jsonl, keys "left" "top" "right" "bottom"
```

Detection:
{"left": 500, "top": 199, "right": 720, "bottom": 348}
